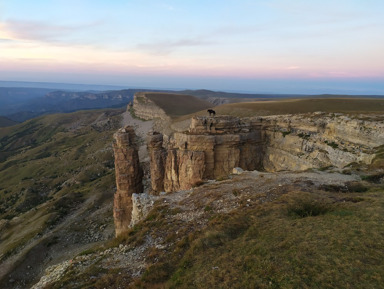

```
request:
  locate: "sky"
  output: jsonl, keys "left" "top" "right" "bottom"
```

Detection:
{"left": 1, "top": 0, "right": 384, "bottom": 94}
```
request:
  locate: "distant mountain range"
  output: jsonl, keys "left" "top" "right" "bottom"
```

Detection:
{"left": 1, "top": 81, "right": 384, "bottom": 126}
{"left": 0, "top": 80, "right": 128, "bottom": 91}
{"left": 0, "top": 87, "right": 156, "bottom": 123}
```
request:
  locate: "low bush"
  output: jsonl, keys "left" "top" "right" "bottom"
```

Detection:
{"left": 287, "top": 197, "right": 331, "bottom": 218}
{"left": 361, "top": 173, "right": 384, "bottom": 184}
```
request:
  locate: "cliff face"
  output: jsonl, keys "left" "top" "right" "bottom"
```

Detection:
{"left": 148, "top": 116, "right": 264, "bottom": 193}
{"left": 132, "top": 92, "right": 170, "bottom": 121}
{"left": 261, "top": 113, "right": 384, "bottom": 171}
{"left": 113, "top": 126, "right": 143, "bottom": 236}
{"left": 146, "top": 114, "right": 384, "bottom": 194}
{"left": 113, "top": 113, "right": 384, "bottom": 231}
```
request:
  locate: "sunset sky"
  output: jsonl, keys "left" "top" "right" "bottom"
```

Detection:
{"left": 1, "top": 0, "right": 384, "bottom": 94}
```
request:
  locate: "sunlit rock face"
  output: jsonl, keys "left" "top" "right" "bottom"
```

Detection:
{"left": 113, "top": 113, "right": 384, "bottom": 232}
{"left": 261, "top": 113, "right": 384, "bottom": 171}
{"left": 146, "top": 114, "right": 384, "bottom": 193}
{"left": 132, "top": 92, "right": 170, "bottom": 121}
{"left": 147, "top": 116, "right": 264, "bottom": 194}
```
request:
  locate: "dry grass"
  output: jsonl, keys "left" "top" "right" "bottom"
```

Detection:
{"left": 44, "top": 173, "right": 384, "bottom": 289}
{"left": 162, "top": 188, "right": 384, "bottom": 289}
{"left": 173, "top": 98, "right": 384, "bottom": 123}
{"left": 144, "top": 93, "right": 212, "bottom": 117}
{"left": 215, "top": 98, "right": 384, "bottom": 117}
{"left": 118, "top": 178, "right": 384, "bottom": 289}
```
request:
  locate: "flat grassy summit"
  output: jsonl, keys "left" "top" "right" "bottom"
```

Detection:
{"left": 215, "top": 98, "right": 384, "bottom": 117}
{"left": 144, "top": 92, "right": 213, "bottom": 117}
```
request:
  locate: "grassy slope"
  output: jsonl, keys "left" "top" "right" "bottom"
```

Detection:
{"left": 215, "top": 98, "right": 384, "bottom": 116}
{"left": 0, "top": 108, "right": 123, "bottom": 286}
{"left": 174, "top": 98, "right": 384, "bottom": 123}
{"left": 2, "top": 97, "right": 384, "bottom": 288}
{"left": 61, "top": 172, "right": 384, "bottom": 289}
{"left": 144, "top": 93, "right": 213, "bottom": 117}
{"left": 165, "top": 189, "right": 384, "bottom": 289}
{"left": 0, "top": 116, "right": 18, "bottom": 128}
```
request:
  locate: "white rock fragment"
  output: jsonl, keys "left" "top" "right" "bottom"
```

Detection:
{"left": 232, "top": 167, "right": 244, "bottom": 175}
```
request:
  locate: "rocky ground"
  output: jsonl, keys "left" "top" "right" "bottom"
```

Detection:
{"left": 30, "top": 167, "right": 362, "bottom": 288}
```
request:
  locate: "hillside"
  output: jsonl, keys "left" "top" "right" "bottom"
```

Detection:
{"left": 1, "top": 97, "right": 384, "bottom": 288}
{"left": 0, "top": 87, "right": 172, "bottom": 123}
{"left": 173, "top": 98, "right": 384, "bottom": 124}
{"left": 0, "top": 108, "right": 125, "bottom": 288}
{"left": 144, "top": 92, "right": 213, "bottom": 117}
{"left": 0, "top": 117, "right": 18, "bottom": 128}
{"left": 30, "top": 166, "right": 384, "bottom": 289}
{"left": 215, "top": 98, "right": 384, "bottom": 116}
{"left": 2, "top": 89, "right": 137, "bottom": 122}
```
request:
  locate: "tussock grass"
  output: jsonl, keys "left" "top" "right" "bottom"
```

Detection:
{"left": 286, "top": 192, "right": 332, "bottom": 218}
{"left": 51, "top": 178, "right": 384, "bottom": 289}
{"left": 127, "top": 187, "right": 384, "bottom": 289}
{"left": 362, "top": 173, "right": 384, "bottom": 184}
{"left": 321, "top": 182, "right": 369, "bottom": 193}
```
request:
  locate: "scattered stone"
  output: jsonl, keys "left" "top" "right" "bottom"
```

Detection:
{"left": 233, "top": 167, "right": 244, "bottom": 175}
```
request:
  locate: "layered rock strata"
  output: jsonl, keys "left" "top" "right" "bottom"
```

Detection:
{"left": 147, "top": 132, "right": 166, "bottom": 193}
{"left": 113, "top": 113, "right": 384, "bottom": 230}
{"left": 113, "top": 126, "right": 143, "bottom": 236}
{"left": 132, "top": 92, "right": 170, "bottom": 121}
{"left": 261, "top": 113, "right": 384, "bottom": 171}
{"left": 148, "top": 116, "right": 263, "bottom": 193}
{"left": 146, "top": 114, "right": 384, "bottom": 194}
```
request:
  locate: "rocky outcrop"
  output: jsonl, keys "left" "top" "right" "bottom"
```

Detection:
{"left": 113, "top": 126, "right": 143, "bottom": 236}
{"left": 147, "top": 116, "right": 263, "bottom": 194}
{"left": 261, "top": 113, "right": 384, "bottom": 171}
{"left": 113, "top": 113, "right": 384, "bottom": 230}
{"left": 163, "top": 149, "right": 206, "bottom": 192}
{"left": 147, "top": 132, "right": 166, "bottom": 194}
{"left": 132, "top": 92, "right": 170, "bottom": 121}
{"left": 145, "top": 114, "right": 384, "bottom": 194}
{"left": 131, "top": 193, "right": 155, "bottom": 226}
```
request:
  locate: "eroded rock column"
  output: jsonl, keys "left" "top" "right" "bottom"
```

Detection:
{"left": 113, "top": 126, "right": 143, "bottom": 237}
{"left": 147, "top": 132, "right": 166, "bottom": 194}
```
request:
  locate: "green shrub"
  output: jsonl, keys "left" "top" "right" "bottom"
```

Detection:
{"left": 346, "top": 182, "right": 368, "bottom": 193}
{"left": 324, "top": 140, "right": 339, "bottom": 149}
{"left": 298, "top": 133, "right": 310, "bottom": 140}
{"left": 361, "top": 173, "right": 384, "bottom": 184}
{"left": 282, "top": 130, "right": 291, "bottom": 137}
{"left": 287, "top": 198, "right": 331, "bottom": 218}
